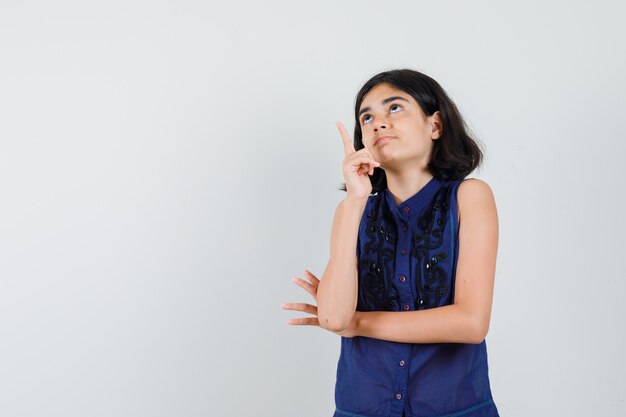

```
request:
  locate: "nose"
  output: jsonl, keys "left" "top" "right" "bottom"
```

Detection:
{"left": 372, "top": 115, "right": 390, "bottom": 131}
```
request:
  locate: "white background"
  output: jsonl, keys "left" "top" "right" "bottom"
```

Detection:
{"left": 1, "top": 1, "right": 625, "bottom": 416}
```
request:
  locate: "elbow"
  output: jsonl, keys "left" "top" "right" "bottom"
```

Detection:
{"left": 467, "top": 317, "right": 490, "bottom": 344}
{"left": 317, "top": 298, "right": 356, "bottom": 333}
{"left": 317, "top": 309, "right": 353, "bottom": 333}
{"left": 319, "top": 316, "right": 351, "bottom": 333}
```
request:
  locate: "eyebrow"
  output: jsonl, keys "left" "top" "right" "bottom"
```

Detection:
{"left": 358, "top": 96, "right": 410, "bottom": 118}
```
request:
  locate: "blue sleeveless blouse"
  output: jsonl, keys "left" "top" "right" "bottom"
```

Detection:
{"left": 333, "top": 177, "right": 499, "bottom": 417}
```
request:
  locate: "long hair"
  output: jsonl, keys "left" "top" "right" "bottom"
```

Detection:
{"left": 339, "top": 69, "right": 483, "bottom": 194}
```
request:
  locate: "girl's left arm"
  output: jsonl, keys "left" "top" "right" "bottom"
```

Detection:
{"left": 346, "top": 179, "right": 499, "bottom": 344}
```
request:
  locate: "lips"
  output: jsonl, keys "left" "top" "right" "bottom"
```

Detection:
{"left": 375, "top": 136, "right": 395, "bottom": 146}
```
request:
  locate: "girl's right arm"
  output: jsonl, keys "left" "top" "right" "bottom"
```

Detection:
{"left": 316, "top": 122, "right": 380, "bottom": 333}
{"left": 316, "top": 196, "right": 368, "bottom": 332}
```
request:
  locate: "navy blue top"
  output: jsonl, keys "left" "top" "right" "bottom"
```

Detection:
{"left": 333, "top": 177, "right": 499, "bottom": 417}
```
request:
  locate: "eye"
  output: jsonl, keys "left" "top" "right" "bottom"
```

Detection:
{"left": 360, "top": 103, "right": 403, "bottom": 125}
{"left": 390, "top": 104, "right": 402, "bottom": 113}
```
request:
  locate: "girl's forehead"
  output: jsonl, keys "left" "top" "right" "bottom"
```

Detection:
{"left": 359, "top": 83, "right": 417, "bottom": 112}
{"left": 364, "top": 83, "right": 405, "bottom": 99}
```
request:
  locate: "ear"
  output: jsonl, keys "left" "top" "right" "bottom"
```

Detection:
{"left": 429, "top": 111, "right": 443, "bottom": 140}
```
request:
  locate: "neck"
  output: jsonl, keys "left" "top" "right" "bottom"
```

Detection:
{"left": 384, "top": 166, "right": 434, "bottom": 206}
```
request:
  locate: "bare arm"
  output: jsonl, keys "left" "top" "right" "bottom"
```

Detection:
{"left": 315, "top": 121, "right": 379, "bottom": 333}
{"left": 316, "top": 196, "right": 368, "bottom": 332}
{"left": 349, "top": 179, "right": 499, "bottom": 344}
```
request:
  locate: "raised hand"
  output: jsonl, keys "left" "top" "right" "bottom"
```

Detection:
{"left": 336, "top": 121, "right": 381, "bottom": 200}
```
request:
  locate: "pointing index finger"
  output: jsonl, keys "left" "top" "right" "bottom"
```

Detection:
{"left": 336, "top": 121, "right": 356, "bottom": 156}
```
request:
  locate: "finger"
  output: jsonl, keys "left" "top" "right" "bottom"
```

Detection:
{"left": 281, "top": 303, "right": 318, "bottom": 315}
{"left": 303, "top": 269, "right": 320, "bottom": 285}
{"left": 336, "top": 121, "right": 356, "bottom": 157}
{"left": 292, "top": 277, "right": 316, "bottom": 298}
{"left": 355, "top": 153, "right": 379, "bottom": 176}
{"left": 354, "top": 148, "right": 381, "bottom": 165}
{"left": 347, "top": 155, "right": 381, "bottom": 171}
{"left": 287, "top": 317, "right": 320, "bottom": 326}
{"left": 356, "top": 164, "right": 375, "bottom": 176}
{"left": 353, "top": 164, "right": 379, "bottom": 178}
{"left": 355, "top": 149, "right": 375, "bottom": 159}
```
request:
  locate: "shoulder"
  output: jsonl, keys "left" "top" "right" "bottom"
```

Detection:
{"left": 456, "top": 178, "right": 497, "bottom": 223}
{"left": 457, "top": 178, "right": 494, "bottom": 199}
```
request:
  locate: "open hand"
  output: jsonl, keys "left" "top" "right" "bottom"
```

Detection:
{"left": 281, "top": 269, "right": 358, "bottom": 337}
{"left": 281, "top": 269, "right": 320, "bottom": 326}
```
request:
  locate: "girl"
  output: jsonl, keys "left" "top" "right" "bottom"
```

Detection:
{"left": 282, "top": 69, "right": 499, "bottom": 417}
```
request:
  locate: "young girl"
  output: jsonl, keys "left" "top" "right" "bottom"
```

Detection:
{"left": 282, "top": 69, "right": 500, "bottom": 417}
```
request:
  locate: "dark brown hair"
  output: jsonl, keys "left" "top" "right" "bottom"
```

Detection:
{"left": 340, "top": 69, "right": 483, "bottom": 194}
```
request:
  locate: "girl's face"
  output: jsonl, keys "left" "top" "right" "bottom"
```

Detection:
{"left": 358, "top": 83, "right": 442, "bottom": 170}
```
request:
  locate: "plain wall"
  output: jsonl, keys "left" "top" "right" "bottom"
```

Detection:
{"left": 1, "top": 0, "right": 625, "bottom": 416}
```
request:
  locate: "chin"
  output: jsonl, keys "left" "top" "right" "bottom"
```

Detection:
{"left": 377, "top": 149, "right": 399, "bottom": 161}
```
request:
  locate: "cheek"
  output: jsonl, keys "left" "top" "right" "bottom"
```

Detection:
{"left": 361, "top": 129, "right": 375, "bottom": 146}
